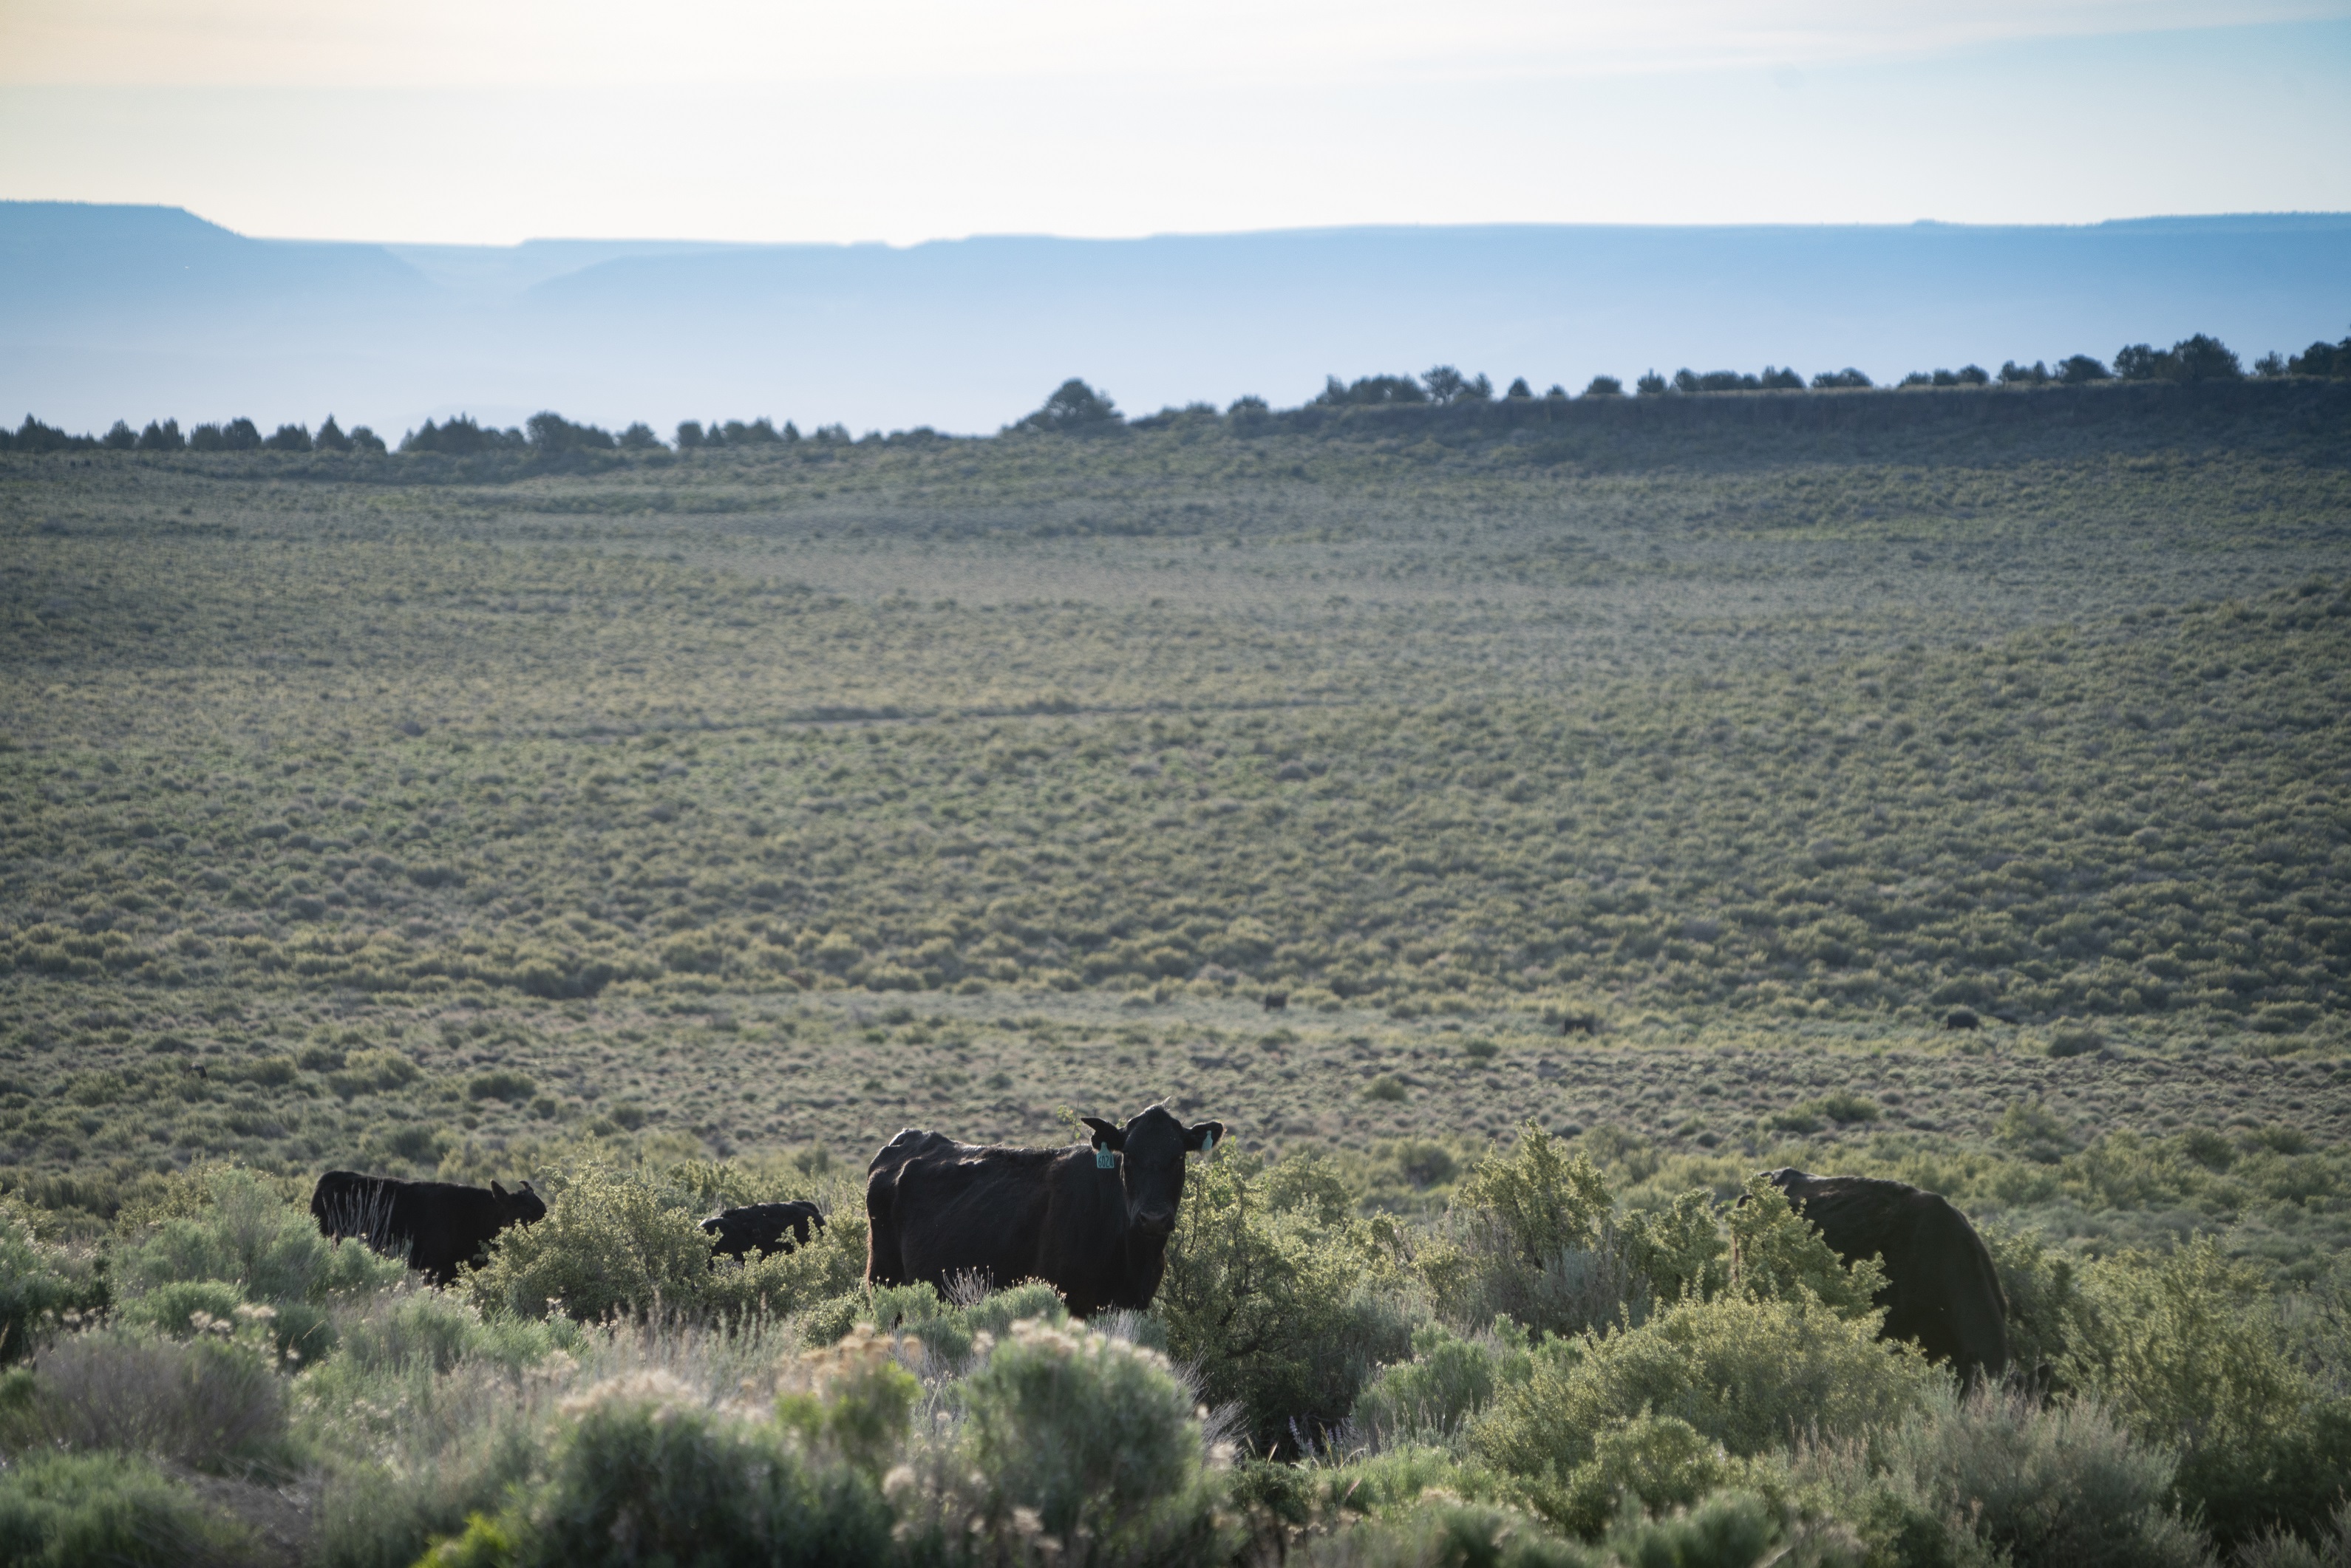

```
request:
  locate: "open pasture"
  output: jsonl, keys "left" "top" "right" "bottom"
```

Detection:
{"left": 5, "top": 392, "right": 2351, "bottom": 1564}
{"left": 1, "top": 400, "right": 2347, "bottom": 1240}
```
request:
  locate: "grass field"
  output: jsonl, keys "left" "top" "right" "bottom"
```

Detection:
{"left": 3, "top": 395, "right": 2348, "bottom": 1235}
{"left": 5, "top": 387, "right": 2351, "bottom": 1564}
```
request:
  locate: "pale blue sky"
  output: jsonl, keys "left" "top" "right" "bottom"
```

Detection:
{"left": 2, "top": 1, "right": 2346, "bottom": 243}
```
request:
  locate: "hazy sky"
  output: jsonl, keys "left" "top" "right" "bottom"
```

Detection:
{"left": 4, "top": 0, "right": 2348, "bottom": 243}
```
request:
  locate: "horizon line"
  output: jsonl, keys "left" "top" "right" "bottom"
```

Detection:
{"left": 10, "top": 198, "right": 2351, "bottom": 253}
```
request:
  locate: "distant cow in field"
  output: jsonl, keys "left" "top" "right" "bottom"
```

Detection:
{"left": 1761, "top": 1168, "right": 2010, "bottom": 1385}
{"left": 702, "top": 1201, "right": 826, "bottom": 1262}
{"left": 1943, "top": 1009, "right": 1981, "bottom": 1031}
{"left": 310, "top": 1171, "right": 546, "bottom": 1286}
{"left": 1262, "top": 992, "right": 1288, "bottom": 1012}
{"left": 865, "top": 1104, "right": 1225, "bottom": 1317}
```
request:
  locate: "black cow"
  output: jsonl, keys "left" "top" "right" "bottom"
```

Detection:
{"left": 865, "top": 1105, "right": 1225, "bottom": 1317}
{"left": 1761, "top": 1168, "right": 2010, "bottom": 1385}
{"left": 701, "top": 1201, "right": 826, "bottom": 1262}
{"left": 310, "top": 1170, "right": 545, "bottom": 1286}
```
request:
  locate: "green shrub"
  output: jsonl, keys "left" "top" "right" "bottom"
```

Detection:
{"left": 1797, "top": 1385, "right": 2209, "bottom": 1568}
{"left": 1721, "top": 1176, "right": 1885, "bottom": 1315}
{"left": 0, "top": 1449, "right": 253, "bottom": 1567}
{"left": 795, "top": 1291, "right": 867, "bottom": 1349}
{"left": 1977, "top": 1224, "right": 2085, "bottom": 1377}
{"left": 1295, "top": 1444, "right": 1494, "bottom": 1518}
{"left": 329, "top": 1048, "right": 421, "bottom": 1098}
{"left": 2049, "top": 1028, "right": 2105, "bottom": 1059}
{"left": 1593, "top": 1488, "right": 1843, "bottom": 1568}
{"left": 466, "top": 1165, "right": 714, "bottom": 1322}
{"left": 1292, "top": 1500, "right": 1596, "bottom": 1568}
{"left": 1290, "top": 1487, "right": 1854, "bottom": 1568}
{"left": 1618, "top": 1191, "right": 1728, "bottom": 1306}
{"left": 223, "top": 1054, "right": 299, "bottom": 1087}
{"left": 306, "top": 1357, "right": 553, "bottom": 1568}
{"left": 865, "top": 1281, "right": 974, "bottom": 1360}
{"left": 2231, "top": 1500, "right": 2351, "bottom": 1568}
{"left": 118, "top": 1278, "right": 246, "bottom": 1340}
{"left": 423, "top": 1370, "right": 893, "bottom": 1568}
{"left": 1267, "top": 1151, "right": 1361, "bottom": 1227}
{"left": 5, "top": 1327, "right": 293, "bottom": 1476}
{"left": 1811, "top": 1092, "right": 1880, "bottom": 1126}
{"left": 0, "top": 1201, "right": 104, "bottom": 1367}
{"left": 1996, "top": 1101, "right": 2078, "bottom": 1164}
{"left": 115, "top": 1277, "right": 338, "bottom": 1364}
{"left": 1454, "top": 1128, "right": 1612, "bottom": 1270}
{"left": 1160, "top": 1154, "right": 1415, "bottom": 1448}
{"left": 1379, "top": 1140, "right": 1463, "bottom": 1196}
{"left": 1416, "top": 1128, "right": 1650, "bottom": 1340}
{"left": 773, "top": 1326, "right": 921, "bottom": 1478}
{"left": 322, "top": 1286, "right": 573, "bottom": 1379}
{"left": 963, "top": 1281, "right": 1069, "bottom": 1334}
{"left": 1544, "top": 1414, "right": 1775, "bottom": 1541}
{"left": 948, "top": 1316, "right": 1233, "bottom": 1563}
{"left": 1471, "top": 1292, "right": 1936, "bottom": 1528}
{"left": 2066, "top": 1238, "right": 2350, "bottom": 1547}
{"left": 1349, "top": 1320, "right": 1534, "bottom": 1449}
{"left": 298, "top": 1304, "right": 576, "bottom": 1565}
{"left": 119, "top": 1168, "right": 403, "bottom": 1308}
{"left": 467, "top": 1071, "right": 535, "bottom": 1103}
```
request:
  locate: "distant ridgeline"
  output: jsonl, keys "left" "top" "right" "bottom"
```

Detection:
{"left": 5, "top": 329, "right": 2348, "bottom": 466}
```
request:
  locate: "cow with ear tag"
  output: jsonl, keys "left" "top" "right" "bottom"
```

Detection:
{"left": 864, "top": 1104, "right": 1225, "bottom": 1317}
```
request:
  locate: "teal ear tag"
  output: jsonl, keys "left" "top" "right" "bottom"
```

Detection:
{"left": 1095, "top": 1146, "right": 1117, "bottom": 1169}
{"left": 1202, "top": 1134, "right": 1217, "bottom": 1158}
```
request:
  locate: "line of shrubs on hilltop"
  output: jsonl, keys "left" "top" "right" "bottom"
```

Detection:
{"left": 1298, "top": 330, "right": 2342, "bottom": 411}
{"left": 5, "top": 327, "right": 2347, "bottom": 455}
{"left": 0, "top": 408, "right": 878, "bottom": 457}
{"left": 0, "top": 412, "right": 391, "bottom": 455}
{"left": 397, "top": 411, "right": 862, "bottom": 454}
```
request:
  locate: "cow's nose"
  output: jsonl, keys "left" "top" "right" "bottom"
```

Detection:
{"left": 1134, "top": 1207, "right": 1176, "bottom": 1235}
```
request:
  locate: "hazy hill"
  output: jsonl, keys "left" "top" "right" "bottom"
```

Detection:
{"left": 3, "top": 201, "right": 2347, "bottom": 438}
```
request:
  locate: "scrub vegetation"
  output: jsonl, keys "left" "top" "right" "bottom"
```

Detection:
{"left": 1, "top": 380, "right": 2347, "bottom": 1561}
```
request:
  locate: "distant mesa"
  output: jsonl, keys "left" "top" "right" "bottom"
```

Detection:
{"left": 4, "top": 201, "right": 2347, "bottom": 436}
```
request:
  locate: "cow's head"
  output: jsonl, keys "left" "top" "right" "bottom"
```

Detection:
{"left": 1081, "top": 1105, "right": 1224, "bottom": 1240}
{"left": 491, "top": 1180, "right": 546, "bottom": 1226}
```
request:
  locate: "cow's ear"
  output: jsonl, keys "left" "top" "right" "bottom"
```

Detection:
{"left": 1081, "top": 1116, "right": 1125, "bottom": 1151}
{"left": 491, "top": 1181, "right": 508, "bottom": 1198}
{"left": 1185, "top": 1121, "right": 1226, "bottom": 1154}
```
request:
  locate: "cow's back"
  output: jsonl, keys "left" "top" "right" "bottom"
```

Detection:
{"left": 866, "top": 1131, "right": 1121, "bottom": 1308}
{"left": 1769, "top": 1170, "right": 2010, "bottom": 1383}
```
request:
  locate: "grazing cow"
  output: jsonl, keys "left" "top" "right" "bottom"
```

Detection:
{"left": 1761, "top": 1168, "right": 2010, "bottom": 1384}
{"left": 1262, "top": 992, "right": 1289, "bottom": 1012}
{"left": 310, "top": 1170, "right": 545, "bottom": 1286}
{"left": 1943, "top": 1009, "right": 1981, "bottom": 1031}
{"left": 865, "top": 1105, "right": 1225, "bottom": 1317}
{"left": 702, "top": 1200, "right": 826, "bottom": 1262}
